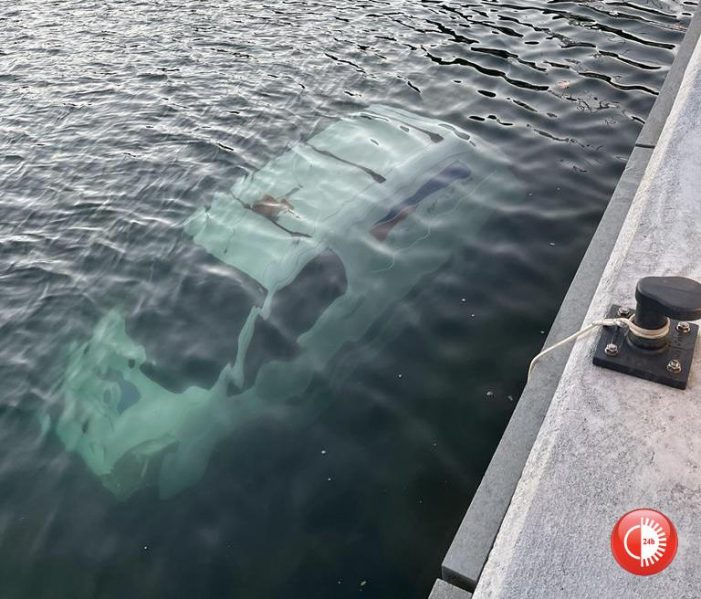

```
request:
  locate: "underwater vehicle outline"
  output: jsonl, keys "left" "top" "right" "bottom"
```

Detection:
{"left": 55, "top": 105, "right": 522, "bottom": 499}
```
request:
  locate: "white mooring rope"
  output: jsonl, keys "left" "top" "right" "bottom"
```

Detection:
{"left": 527, "top": 317, "right": 632, "bottom": 382}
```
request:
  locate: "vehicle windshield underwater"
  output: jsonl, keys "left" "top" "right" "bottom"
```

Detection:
{"left": 55, "top": 105, "right": 522, "bottom": 499}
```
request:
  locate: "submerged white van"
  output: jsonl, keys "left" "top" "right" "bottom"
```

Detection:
{"left": 55, "top": 105, "right": 520, "bottom": 499}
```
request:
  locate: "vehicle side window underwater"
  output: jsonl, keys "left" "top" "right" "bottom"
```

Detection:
{"left": 241, "top": 249, "right": 348, "bottom": 391}
{"left": 126, "top": 247, "right": 265, "bottom": 394}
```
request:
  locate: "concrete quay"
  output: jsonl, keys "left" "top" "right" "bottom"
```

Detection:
{"left": 430, "top": 5, "right": 701, "bottom": 597}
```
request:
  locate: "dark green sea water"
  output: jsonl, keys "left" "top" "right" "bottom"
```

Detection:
{"left": 0, "top": 0, "right": 695, "bottom": 597}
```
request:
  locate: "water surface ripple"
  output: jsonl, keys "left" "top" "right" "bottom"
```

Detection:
{"left": 0, "top": 0, "right": 694, "bottom": 597}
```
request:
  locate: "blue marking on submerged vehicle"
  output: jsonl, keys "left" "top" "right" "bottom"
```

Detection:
{"left": 372, "top": 161, "right": 472, "bottom": 240}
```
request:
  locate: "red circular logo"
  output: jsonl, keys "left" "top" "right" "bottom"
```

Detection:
{"left": 611, "top": 508, "right": 678, "bottom": 575}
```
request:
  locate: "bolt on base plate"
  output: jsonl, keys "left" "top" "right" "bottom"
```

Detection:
{"left": 592, "top": 305, "right": 699, "bottom": 389}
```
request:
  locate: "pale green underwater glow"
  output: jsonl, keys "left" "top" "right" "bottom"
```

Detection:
{"left": 56, "top": 105, "right": 522, "bottom": 499}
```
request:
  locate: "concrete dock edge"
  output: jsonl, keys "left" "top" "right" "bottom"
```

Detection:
{"left": 438, "top": 5, "right": 701, "bottom": 593}
{"left": 429, "top": 579, "right": 472, "bottom": 599}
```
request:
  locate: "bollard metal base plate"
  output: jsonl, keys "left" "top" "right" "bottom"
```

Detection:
{"left": 593, "top": 305, "right": 699, "bottom": 389}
